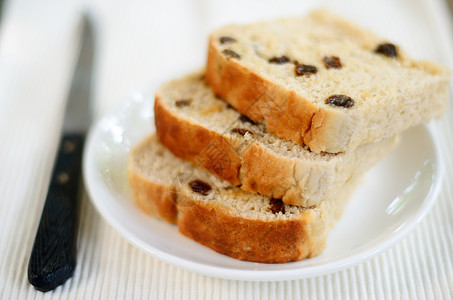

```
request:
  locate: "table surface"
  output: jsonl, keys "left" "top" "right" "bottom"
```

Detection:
{"left": 1, "top": 0, "right": 453, "bottom": 299}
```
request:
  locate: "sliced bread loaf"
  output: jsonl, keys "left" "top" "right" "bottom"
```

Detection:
{"left": 206, "top": 9, "right": 450, "bottom": 153}
{"left": 154, "top": 71, "right": 397, "bottom": 206}
{"left": 128, "top": 134, "right": 356, "bottom": 263}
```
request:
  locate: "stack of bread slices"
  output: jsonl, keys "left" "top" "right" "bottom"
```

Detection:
{"left": 128, "top": 10, "right": 450, "bottom": 263}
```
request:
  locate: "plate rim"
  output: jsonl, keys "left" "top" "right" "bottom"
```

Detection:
{"left": 83, "top": 95, "right": 443, "bottom": 281}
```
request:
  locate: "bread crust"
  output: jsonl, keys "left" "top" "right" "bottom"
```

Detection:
{"left": 128, "top": 168, "right": 178, "bottom": 224}
{"left": 155, "top": 96, "right": 242, "bottom": 185}
{"left": 239, "top": 142, "right": 296, "bottom": 200}
{"left": 177, "top": 200, "right": 323, "bottom": 263}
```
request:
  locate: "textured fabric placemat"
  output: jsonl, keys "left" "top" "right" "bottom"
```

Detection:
{"left": 0, "top": 0, "right": 452, "bottom": 299}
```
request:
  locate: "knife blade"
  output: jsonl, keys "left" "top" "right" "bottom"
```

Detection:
{"left": 28, "top": 16, "right": 94, "bottom": 292}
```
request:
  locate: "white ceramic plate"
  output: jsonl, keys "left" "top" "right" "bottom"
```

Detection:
{"left": 83, "top": 91, "right": 443, "bottom": 281}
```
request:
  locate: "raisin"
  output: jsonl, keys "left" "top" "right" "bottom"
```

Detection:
{"left": 269, "top": 199, "right": 285, "bottom": 214}
{"left": 175, "top": 99, "right": 192, "bottom": 107}
{"left": 295, "top": 64, "right": 318, "bottom": 76}
{"left": 222, "top": 49, "right": 240, "bottom": 59}
{"left": 239, "top": 114, "right": 257, "bottom": 125}
{"left": 269, "top": 56, "right": 291, "bottom": 64}
{"left": 231, "top": 128, "right": 254, "bottom": 136}
{"left": 374, "top": 43, "right": 398, "bottom": 58}
{"left": 219, "top": 36, "right": 236, "bottom": 44}
{"left": 323, "top": 56, "right": 342, "bottom": 69}
{"left": 325, "top": 95, "right": 354, "bottom": 108}
{"left": 189, "top": 180, "right": 212, "bottom": 196}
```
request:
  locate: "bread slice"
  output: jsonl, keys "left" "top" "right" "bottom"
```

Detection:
{"left": 154, "top": 71, "right": 397, "bottom": 206}
{"left": 206, "top": 9, "right": 450, "bottom": 153}
{"left": 128, "top": 134, "right": 356, "bottom": 263}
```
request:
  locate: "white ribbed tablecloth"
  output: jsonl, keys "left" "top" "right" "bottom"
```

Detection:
{"left": 1, "top": 0, "right": 453, "bottom": 299}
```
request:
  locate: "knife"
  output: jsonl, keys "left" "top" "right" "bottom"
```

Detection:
{"left": 28, "top": 16, "right": 94, "bottom": 292}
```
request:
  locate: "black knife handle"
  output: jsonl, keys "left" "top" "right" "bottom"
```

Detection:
{"left": 28, "top": 134, "right": 84, "bottom": 292}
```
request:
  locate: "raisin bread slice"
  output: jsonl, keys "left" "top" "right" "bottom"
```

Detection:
{"left": 128, "top": 134, "right": 356, "bottom": 263}
{"left": 154, "top": 71, "right": 397, "bottom": 207}
{"left": 206, "top": 9, "right": 450, "bottom": 153}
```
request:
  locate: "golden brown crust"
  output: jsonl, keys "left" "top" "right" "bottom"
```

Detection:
{"left": 128, "top": 168, "right": 177, "bottom": 224}
{"left": 239, "top": 142, "right": 295, "bottom": 200}
{"left": 155, "top": 96, "right": 242, "bottom": 185}
{"left": 206, "top": 38, "right": 347, "bottom": 153}
{"left": 177, "top": 200, "right": 323, "bottom": 263}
